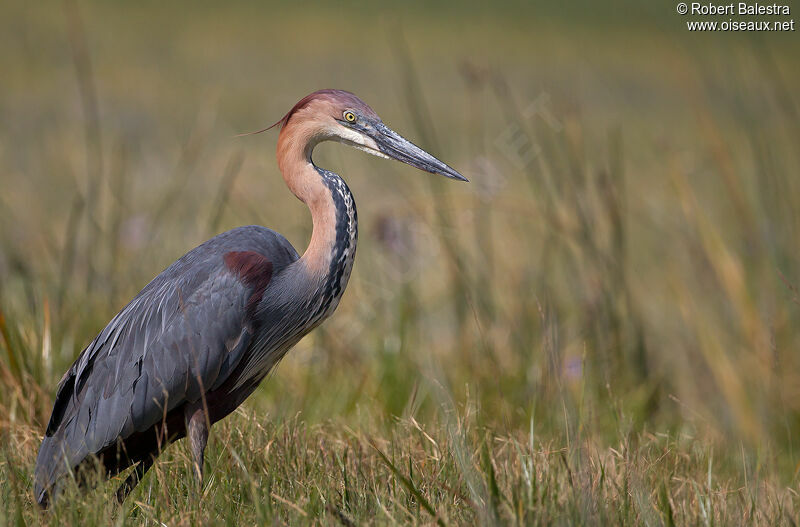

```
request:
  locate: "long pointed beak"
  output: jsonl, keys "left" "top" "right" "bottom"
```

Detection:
{"left": 370, "top": 123, "right": 468, "bottom": 182}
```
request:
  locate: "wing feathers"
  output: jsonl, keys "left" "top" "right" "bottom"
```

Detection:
{"left": 35, "top": 226, "right": 298, "bottom": 505}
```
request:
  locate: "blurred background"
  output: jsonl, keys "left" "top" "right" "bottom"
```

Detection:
{"left": 1, "top": 0, "right": 799, "bottom": 522}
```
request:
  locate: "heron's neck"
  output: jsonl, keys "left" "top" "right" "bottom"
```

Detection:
{"left": 277, "top": 130, "right": 358, "bottom": 289}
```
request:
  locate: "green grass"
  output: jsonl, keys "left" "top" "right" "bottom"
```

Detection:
{"left": 2, "top": 0, "right": 800, "bottom": 524}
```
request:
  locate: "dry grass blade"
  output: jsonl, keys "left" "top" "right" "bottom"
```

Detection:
{"left": 369, "top": 438, "right": 447, "bottom": 527}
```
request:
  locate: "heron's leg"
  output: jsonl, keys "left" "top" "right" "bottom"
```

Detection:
{"left": 115, "top": 456, "right": 154, "bottom": 504}
{"left": 185, "top": 406, "right": 209, "bottom": 490}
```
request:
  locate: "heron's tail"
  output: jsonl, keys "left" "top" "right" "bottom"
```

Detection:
{"left": 33, "top": 434, "right": 72, "bottom": 508}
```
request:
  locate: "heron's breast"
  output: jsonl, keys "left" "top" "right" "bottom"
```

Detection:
{"left": 229, "top": 180, "right": 356, "bottom": 391}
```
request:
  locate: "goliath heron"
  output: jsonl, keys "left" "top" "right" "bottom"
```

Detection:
{"left": 34, "top": 89, "right": 466, "bottom": 507}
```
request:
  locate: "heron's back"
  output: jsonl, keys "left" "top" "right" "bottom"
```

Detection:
{"left": 34, "top": 225, "right": 299, "bottom": 505}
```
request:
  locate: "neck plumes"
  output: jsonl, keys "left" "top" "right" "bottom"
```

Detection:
{"left": 276, "top": 119, "right": 358, "bottom": 304}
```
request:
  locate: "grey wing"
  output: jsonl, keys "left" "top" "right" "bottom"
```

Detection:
{"left": 34, "top": 226, "right": 299, "bottom": 502}
{"left": 34, "top": 268, "right": 251, "bottom": 497}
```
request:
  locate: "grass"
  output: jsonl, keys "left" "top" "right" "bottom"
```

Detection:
{"left": 2, "top": 0, "right": 800, "bottom": 524}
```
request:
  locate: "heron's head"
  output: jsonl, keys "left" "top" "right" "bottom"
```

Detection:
{"left": 266, "top": 89, "right": 467, "bottom": 182}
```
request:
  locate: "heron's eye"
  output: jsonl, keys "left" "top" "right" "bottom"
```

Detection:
{"left": 343, "top": 111, "right": 356, "bottom": 123}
